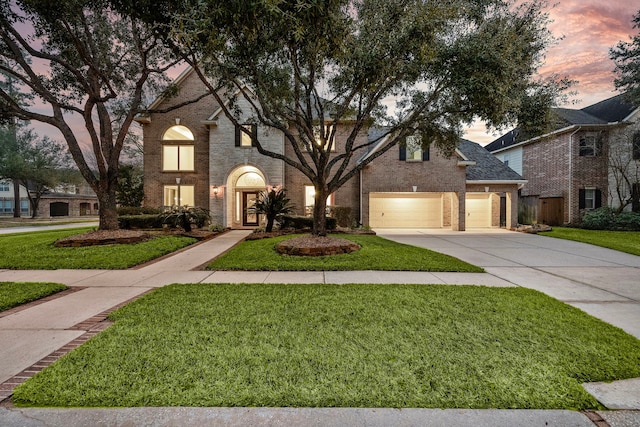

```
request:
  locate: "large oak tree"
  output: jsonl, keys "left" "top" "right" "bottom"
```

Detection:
{"left": 0, "top": 0, "right": 188, "bottom": 229}
{"left": 611, "top": 10, "right": 640, "bottom": 104}
{"left": 166, "top": 0, "right": 567, "bottom": 235}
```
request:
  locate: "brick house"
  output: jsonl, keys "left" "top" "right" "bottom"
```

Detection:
{"left": 137, "top": 68, "right": 525, "bottom": 230}
{"left": 486, "top": 94, "right": 640, "bottom": 225}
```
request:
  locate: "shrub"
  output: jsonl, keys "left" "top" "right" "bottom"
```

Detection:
{"left": 209, "top": 223, "right": 225, "bottom": 232}
{"left": 612, "top": 211, "right": 640, "bottom": 231}
{"left": 281, "top": 215, "right": 337, "bottom": 230}
{"left": 117, "top": 206, "right": 161, "bottom": 216}
{"left": 580, "top": 208, "right": 615, "bottom": 230}
{"left": 159, "top": 206, "right": 211, "bottom": 232}
{"left": 580, "top": 207, "right": 640, "bottom": 231}
{"left": 328, "top": 206, "right": 352, "bottom": 228}
{"left": 118, "top": 214, "right": 163, "bottom": 229}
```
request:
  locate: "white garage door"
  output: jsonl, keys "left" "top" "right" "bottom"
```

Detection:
{"left": 465, "top": 193, "right": 491, "bottom": 228}
{"left": 369, "top": 193, "right": 443, "bottom": 228}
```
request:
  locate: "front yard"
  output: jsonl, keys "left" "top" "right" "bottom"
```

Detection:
{"left": 0, "top": 282, "right": 68, "bottom": 312}
{"left": 208, "top": 234, "right": 482, "bottom": 272}
{"left": 13, "top": 283, "right": 640, "bottom": 409}
{"left": 0, "top": 228, "right": 197, "bottom": 269}
{"left": 540, "top": 227, "right": 640, "bottom": 256}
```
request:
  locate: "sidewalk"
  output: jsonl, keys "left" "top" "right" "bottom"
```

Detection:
{"left": 1, "top": 229, "right": 639, "bottom": 426}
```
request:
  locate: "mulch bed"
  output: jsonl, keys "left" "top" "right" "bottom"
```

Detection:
{"left": 54, "top": 228, "right": 221, "bottom": 247}
{"left": 275, "top": 235, "right": 361, "bottom": 256}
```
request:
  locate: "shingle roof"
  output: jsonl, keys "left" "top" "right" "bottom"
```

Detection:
{"left": 486, "top": 93, "right": 639, "bottom": 153}
{"left": 457, "top": 139, "right": 525, "bottom": 182}
{"left": 581, "top": 93, "right": 637, "bottom": 122}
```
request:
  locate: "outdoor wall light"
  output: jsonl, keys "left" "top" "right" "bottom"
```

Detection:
{"left": 212, "top": 185, "right": 219, "bottom": 197}
{"left": 175, "top": 177, "right": 181, "bottom": 185}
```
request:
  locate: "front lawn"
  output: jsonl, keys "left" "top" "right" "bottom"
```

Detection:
{"left": 0, "top": 228, "right": 197, "bottom": 269}
{"left": 208, "top": 234, "right": 482, "bottom": 272}
{"left": 0, "top": 282, "right": 68, "bottom": 312}
{"left": 540, "top": 227, "right": 640, "bottom": 256}
{"left": 13, "top": 284, "right": 640, "bottom": 409}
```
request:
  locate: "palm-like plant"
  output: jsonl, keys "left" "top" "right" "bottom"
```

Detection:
{"left": 253, "top": 188, "right": 295, "bottom": 232}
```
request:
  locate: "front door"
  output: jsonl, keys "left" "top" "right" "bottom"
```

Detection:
{"left": 242, "top": 191, "right": 259, "bottom": 226}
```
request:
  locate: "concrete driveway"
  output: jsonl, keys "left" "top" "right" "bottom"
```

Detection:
{"left": 377, "top": 228, "right": 640, "bottom": 340}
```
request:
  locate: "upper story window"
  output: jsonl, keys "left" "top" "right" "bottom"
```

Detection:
{"left": 162, "top": 125, "right": 195, "bottom": 172}
{"left": 236, "top": 124, "right": 257, "bottom": 147}
{"left": 632, "top": 132, "right": 640, "bottom": 160}
{"left": 579, "top": 134, "right": 599, "bottom": 157}
{"left": 399, "top": 135, "right": 430, "bottom": 161}
{"left": 313, "top": 125, "right": 336, "bottom": 151}
{"left": 0, "top": 182, "right": 9, "bottom": 192}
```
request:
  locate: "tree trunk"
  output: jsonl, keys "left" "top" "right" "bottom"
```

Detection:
{"left": 265, "top": 215, "right": 275, "bottom": 233}
{"left": 312, "top": 187, "right": 328, "bottom": 237}
{"left": 97, "top": 187, "right": 119, "bottom": 230}
{"left": 12, "top": 180, "right": 20, "bottom": 218}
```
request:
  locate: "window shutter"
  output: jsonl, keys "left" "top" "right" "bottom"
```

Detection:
{"left": 422, "top": 146, "right": 430, "bottom": 161}
{"left": 251, "top": 124, "right": 257, "bottom": 147}
{"left": 595, "top": 189, "right": 602, "bottom": 208}
{"left": 399, "top": 144, "right": 406, "bottom": 161}
{"left": 235, "top": 125, "right": 241, "bottom": 147}
{"left": 633, "top": 132, "right": 640, "bottom": 160}
{"left": 579, "top": 189, "right": 585, "bottom": 209}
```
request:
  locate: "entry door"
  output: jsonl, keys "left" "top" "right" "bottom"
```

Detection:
{"left": 242, "top": 192, "right": 259, "bottom": 226}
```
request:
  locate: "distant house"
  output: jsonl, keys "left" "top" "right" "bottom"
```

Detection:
{"left": 137, "top": 68, "right": 526, "bottom": 230}
{"left": 0, "top": 179, "right": 98, "bottom": 218}
{"left": 486, "top": 93, "right": 640, "bottom": 225}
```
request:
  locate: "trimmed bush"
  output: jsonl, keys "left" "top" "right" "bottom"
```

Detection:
{"left": 118, "top": 214, "right": 163, "bottom": 229}
{"left": 281, "top": 215, "right": 337, "bottom": 231}
{"left": 328, "top": 206, "right": 352, "bottom": 228}
{"left": 580, "top": 207, "right": 640, "bottom": 231}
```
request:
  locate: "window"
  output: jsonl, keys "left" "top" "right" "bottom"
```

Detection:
{"left": 162, "top": 125, "right": 195, "bottom": 171}
{"left": 633, "top": 132, "right": 640, "bottom": 160}
{"left": 162, "top": 145, "right": 195, "bottom": 171}
{"left": 399, "top": 135, "right": 429, "bottom": 161}
{"left": 2, "top": 200, "right": 12, "bottom": 213}
{"left": 235, "top": 124, "right": 257, "bottom": 147}
{"left": 163, "top": 185, "right": 195, "bottom": 207}
{"left": 20, "top": 200, "right": 29, "bottom": 214}
{"left": 313, "top": 125, "right": 336, "bottom": 151}
{"left": 0, "top": 182, "right": 9, "bottom": 192}
{"left": 579, "top": 188, "right": 601, "bottom": 210}
{"left": 579, "top": 134, "right": 598, "bottom": 157}
{"left": 502, "top": 155, "right": 509, "bottom": 167}
{"left": 304, "top": 185, "right": 334, "bottom": 215}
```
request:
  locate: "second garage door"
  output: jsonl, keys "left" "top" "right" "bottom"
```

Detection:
{"left": 369, "top": 193, "right": 443, "bottom": 228}
{"left": 465, "top": 193, "right": 491, "bottom": 228}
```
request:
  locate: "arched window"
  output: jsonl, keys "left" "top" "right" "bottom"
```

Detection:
{"left": 162, "top": 125, "right": 194, "bottom": 141}
{"left": 162, "top": 125, "right": 195, "bottom": 171}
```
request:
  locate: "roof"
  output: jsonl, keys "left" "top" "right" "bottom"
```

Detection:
{"left": 457, "top": 139, "right": 525, "bottom": 182}
{"left": 486, "top": 92, "right": 640, "bottom": 153}
{"left": 581, "top": 93, "right": 637, "bottom": 122}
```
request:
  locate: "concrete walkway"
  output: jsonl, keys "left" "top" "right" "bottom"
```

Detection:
{"left": 0, "top": 228, "right": 639, "bottom": 426}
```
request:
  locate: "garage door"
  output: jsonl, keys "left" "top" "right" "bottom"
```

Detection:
{"left": 369, "top": 193, "right": 442, "bottom": 228}
{"left": 465, "top": 193, "right": 491, "bottom": 228}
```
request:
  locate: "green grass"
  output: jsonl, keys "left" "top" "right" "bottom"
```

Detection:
{"left": 540, "top": 227, "right": 640, "bottom": 256}
{"left": 0, "top": 282, "right": 68, "bottom": 312}
{"left": 208, "top": 234, "right": 482, "bottom": 272}
{"left": 13, "top": 284, "right": 640, "bottom": 409}
{"left": 0, "top": 228, "right": 197, "bottom": 269}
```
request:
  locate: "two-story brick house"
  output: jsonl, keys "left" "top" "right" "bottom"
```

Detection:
{"left": 486, "top": 94, "right": 640, "bottom": 225}
{"left": 137, "top": 68, "right": 525, "bottom": 230}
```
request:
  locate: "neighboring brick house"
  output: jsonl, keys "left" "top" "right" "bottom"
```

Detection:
{"left": 486, "top": 94, "right": 640, "bottom": 225}
{"left": 137, "top": 68, "right": 525, "bottom": 230}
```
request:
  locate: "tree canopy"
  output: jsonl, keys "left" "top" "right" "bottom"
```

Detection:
{"left": 611, "top": 10, "right": 640, "bottom": 104}
{"left": 163, "top": 0, "right": 567, "bottom": 235}
{"left": 0, "top": 0, "right": 183, "bottom": 229}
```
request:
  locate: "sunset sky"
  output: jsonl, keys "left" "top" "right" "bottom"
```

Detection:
{"left": 465, "top": 0, "right": 640, "bottom": 144}
{"left": 13, "top": 1, "right": 640, "bottom": 147}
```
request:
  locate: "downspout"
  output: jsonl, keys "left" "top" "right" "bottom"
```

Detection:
{"left": 359, "top": 169, "right": 363, "bottom": 226}
{"left": 568, "top": 127, "right": 581, "bottom": 223}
